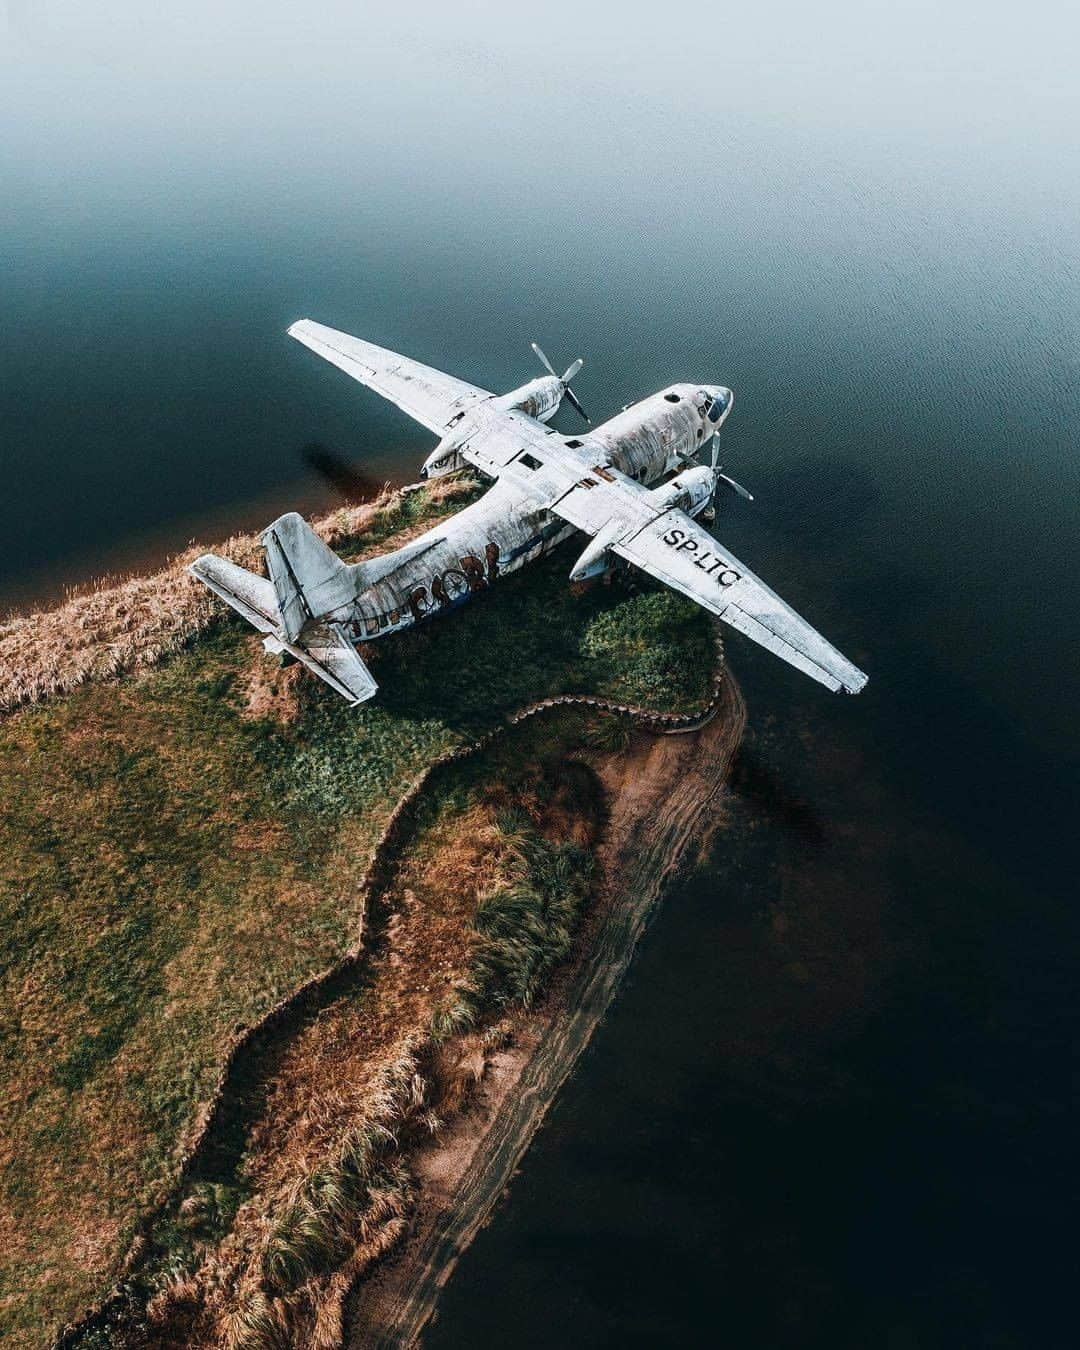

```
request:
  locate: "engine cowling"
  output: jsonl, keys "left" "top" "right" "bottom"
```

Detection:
{"left": 646, "top": 465, "right": 717, "bottom": 517}
{"left": 495, "top": 375, "right": 564, "bottom": 423}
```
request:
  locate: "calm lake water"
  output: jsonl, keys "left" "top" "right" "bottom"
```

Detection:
{"left": 3, "top": 5, "right": 1078, "bottom": 1346}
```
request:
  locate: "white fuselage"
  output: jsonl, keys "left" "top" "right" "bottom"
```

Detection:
{"left": 193, "top": 317, "right": 866, "bottom": 700}
{"left": 322, "top": 383, "right": 729, "bottom": 643}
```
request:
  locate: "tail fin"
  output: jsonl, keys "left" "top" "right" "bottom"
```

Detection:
{"left": 260, "top": 512, "right": 358, "bottom": 642}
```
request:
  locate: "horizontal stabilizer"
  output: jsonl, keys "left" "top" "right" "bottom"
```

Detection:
{"left": 189, "top": 555, "right": 280, "bottom": 634}
{"left": 290, "top": 623, "right": 379, "bottom": 705}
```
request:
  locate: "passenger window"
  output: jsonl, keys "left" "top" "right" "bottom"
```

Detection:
{"left": 519, "top": 452, "right": 543, "bottom": 470}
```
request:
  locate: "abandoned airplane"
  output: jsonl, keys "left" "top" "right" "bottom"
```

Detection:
{"left": 190, "top": 322, "right": 868, "bottom": 704}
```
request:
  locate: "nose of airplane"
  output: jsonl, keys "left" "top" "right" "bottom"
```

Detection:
{"left": 707, "top": 387, "right": 733, "bottom": 423}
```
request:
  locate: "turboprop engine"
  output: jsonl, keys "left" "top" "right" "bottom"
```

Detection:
{"left": 422, "top": 341, "right": 589, "bottom": 478}
{"left": 569, "top": 465, "right": 717, "bottom": 582}
{"left": 647, "top": 464, "right": 717, "bottom": 517}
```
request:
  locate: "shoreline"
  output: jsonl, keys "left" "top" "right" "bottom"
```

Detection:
{"left": 2, "top": 477, "right": 731, "bottom": 1347}
{"left": 344, "top": 676, "right": 746, "bottom": 1347}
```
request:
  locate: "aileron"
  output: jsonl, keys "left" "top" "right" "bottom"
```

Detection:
{"left": 288, "top": 319, "right": 493, "bottom": 435}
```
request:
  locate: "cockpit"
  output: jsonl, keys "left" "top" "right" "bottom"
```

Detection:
{"left": 704, "top": 387, "right": 733, "bottom": 423}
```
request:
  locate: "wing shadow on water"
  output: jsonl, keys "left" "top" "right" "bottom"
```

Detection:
{"left": 301, "top": 442, "right": 387, "bottom": 502}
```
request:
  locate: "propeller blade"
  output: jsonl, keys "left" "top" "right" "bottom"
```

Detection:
{"left": 564, "top": 385, "right": 592, "bottom": 425}
{"left": 530, "top": 341, "right": 557, "bottom": 378}
{"left": 561, "top": 356, "right": 584, "bottom": 383}
{"left": 717, "top": 472, "right": 754, "bottom": 502}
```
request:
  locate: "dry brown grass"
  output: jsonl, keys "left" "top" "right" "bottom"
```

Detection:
{"left": 135, "top": 747, "right": 603, "bottom": 1350}
{"left": 0, "top": 477, "right": 474, "bottom": 715}
{"left": 0, "top": 477, "right": 494, "bottom": 1348}
{"left": 0, "top": 472, "right": 706, "bottom": 1346}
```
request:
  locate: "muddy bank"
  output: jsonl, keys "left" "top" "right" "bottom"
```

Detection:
{"left": 344, "top": 674, "right": 747, "bottom": 1348}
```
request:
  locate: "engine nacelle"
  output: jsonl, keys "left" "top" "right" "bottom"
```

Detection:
{"left": 569, "top": 519, "right": 624, "bottom": 582}
{"left": 646, "top": 465, "right": 717, "bottom": 518}
{"left": 421, "top": 375, "right": 566, "bottom": 479}
{"left": 494, "top": 375, "right": 564, "bottom": 423}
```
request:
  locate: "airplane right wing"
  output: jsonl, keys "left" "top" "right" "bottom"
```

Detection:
{"left": 609, "top": 509, "right": 868, "bottom": 694}
{"left": 288, "top": 320, "right": 493, "bottom": 435}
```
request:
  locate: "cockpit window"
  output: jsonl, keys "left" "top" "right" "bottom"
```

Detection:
{"left": 707, "top": 392, "right": 730, "bottom": 423}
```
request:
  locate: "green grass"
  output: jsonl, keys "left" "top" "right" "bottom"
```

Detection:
{"left": 0, "top": 485, "right": 713, "bottom": 1346}
{"left": 459, "top": 817, "right": 594, "bottom": 1013}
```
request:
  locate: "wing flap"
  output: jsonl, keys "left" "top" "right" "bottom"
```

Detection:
{"left": 288, "top": 320, "right": 493, "bottom": 435}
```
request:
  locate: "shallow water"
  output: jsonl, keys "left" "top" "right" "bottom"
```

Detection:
{"left": 3, "top": 4, "right": 1078, "bottom": 1345}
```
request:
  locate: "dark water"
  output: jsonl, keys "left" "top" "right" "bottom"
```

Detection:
{"left": 3, "top": 5, "right": 1078, "bottom": 1346}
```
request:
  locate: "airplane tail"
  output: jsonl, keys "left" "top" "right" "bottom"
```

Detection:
{"left": 260, "top": 511, "right": 359, "bottom": 642}
{"left": 189, "top": 524, "right": 377, "bottom": 706}
{"left": 189, "top": 553, "right": 281, "bottom": 635}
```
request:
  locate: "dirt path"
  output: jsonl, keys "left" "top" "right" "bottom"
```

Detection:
{"left": 345, "top": 674, "right": 747, "bottom": 1348}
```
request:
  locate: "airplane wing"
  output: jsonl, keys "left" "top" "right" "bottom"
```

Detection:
{"left": 288, "top": 320, "right": 493, "bottom": 435}
{"left": 612, "top": 511, "right": 867, "bottom": 693}
{"left": 550, "top": 482, "right": 867, "bottom": 694}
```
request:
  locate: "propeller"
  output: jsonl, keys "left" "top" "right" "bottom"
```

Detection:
{"left": 531, "top": 341, "right": 591, "bottom": 424}
{"left": 717, "top": 471, "right": 754, "bottom": 502}
{"left": 707, "top": 422, "right": 753, "bottom": 500}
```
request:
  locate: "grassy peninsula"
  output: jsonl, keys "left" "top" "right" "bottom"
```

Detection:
{"left": 0, "top": 476, "right": 714, "bottom": 1347}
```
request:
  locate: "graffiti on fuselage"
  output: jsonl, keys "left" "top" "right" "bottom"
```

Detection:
{"left": 407, "top": 543, "right": 502, "bottom": 621}
{"left": 402, "top": 516, "right": 572, "bottom": 623}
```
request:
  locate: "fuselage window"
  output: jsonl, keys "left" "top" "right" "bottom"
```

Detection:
{"left": 664, "top": 392, "right": 680, "bottom": 403}
{"left": 519, "top": 452, "right": 543, "bottom": 470}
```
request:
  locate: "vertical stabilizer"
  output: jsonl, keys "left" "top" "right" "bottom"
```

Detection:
{"left": 260, "top": 512, "right": 357, "bottom": 641}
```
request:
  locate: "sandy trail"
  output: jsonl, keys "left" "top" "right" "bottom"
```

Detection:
{"left": 345, "top": 675, "right": 747, "bottom": 1348}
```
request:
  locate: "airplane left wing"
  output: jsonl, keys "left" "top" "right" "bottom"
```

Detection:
{"left": 610, "top": 510, "right": 868, "bottom": 694}
{"left": 288, "top": 320, "right": 493, "bottom": 435}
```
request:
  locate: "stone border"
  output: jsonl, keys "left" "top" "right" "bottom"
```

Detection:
{"left": 51, "top": 634, "right": 727, "bottom": 1348}
{"left": 507, "top": 627, "right": 724, "bottom": 736}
